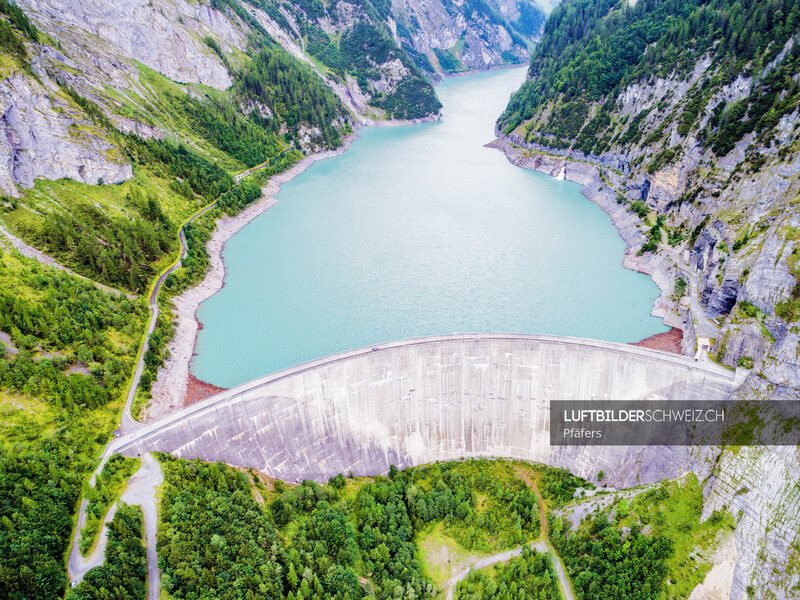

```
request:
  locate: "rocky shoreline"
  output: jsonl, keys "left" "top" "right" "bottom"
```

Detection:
{"left": 485, "top": 138, "right": 691, "bottom": 353}
{"left": 145, "top": 133, "right": 360, "bottom": 421}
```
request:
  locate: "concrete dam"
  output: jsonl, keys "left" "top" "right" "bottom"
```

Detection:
{"left": 115, "top": 334, "right": 740, "bottom": 484}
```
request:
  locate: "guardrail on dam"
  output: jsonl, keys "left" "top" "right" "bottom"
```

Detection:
{"left": 113, "top": 334, "right": 740, "bottom": 484}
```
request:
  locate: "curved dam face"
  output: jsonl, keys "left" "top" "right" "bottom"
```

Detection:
{"left": 116, "top": 334, "right": 738, "bottom": 484}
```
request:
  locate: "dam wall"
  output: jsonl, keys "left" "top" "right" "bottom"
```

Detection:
{"left": 114, "top": 334, "right": 738, "bottom": 485}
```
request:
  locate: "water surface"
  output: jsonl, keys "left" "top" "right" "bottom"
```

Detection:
{"left": 193, "top": 67, "right": 667, "bottom": 387}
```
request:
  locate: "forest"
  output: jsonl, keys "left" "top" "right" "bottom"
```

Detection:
{"left": 155, "top": 458, "right": 555, "bottom": 600}
{"left": 499, "top": 0, "right": 800, "bottom": 155}
{"left": 234, "top": 47, "right": 345, "bottom": 148}
{"left": 0, "top": 250, "right": 146, "bottom": 408}
{"left": 0, "top": 410, "right": 115, "bottom": 600}
{"left": 551, "top": 514, "right": 672, "bottom": 600}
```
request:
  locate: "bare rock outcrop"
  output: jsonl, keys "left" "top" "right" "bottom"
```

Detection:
{"left": 0, "top": 70, "right": 132, "bottom": 195}
{"left": 19, "top": 0, "right": 237, "bottom": 89}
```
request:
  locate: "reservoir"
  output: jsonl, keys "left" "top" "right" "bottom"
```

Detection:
{"left": 192, "top": 67, "right": 668, "bottom": 388}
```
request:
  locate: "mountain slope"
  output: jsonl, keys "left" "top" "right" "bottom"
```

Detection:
{"left": 500, "top": 0, "right": 800, "bottom": 382}
{"left": 497, "top": 2, "right": 800, "bottom": 598}
{"left": 0, "top": 0, "right": 549, "bottom": 597}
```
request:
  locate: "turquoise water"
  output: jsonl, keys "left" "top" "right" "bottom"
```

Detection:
{"left": 192, "top": 67, "right": 667, "bottom": 388}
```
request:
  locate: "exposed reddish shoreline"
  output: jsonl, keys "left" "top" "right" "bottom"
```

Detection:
{"left": 145, "top": 134, "right": 360, "bottom": 422}
{"left": 184, "top": 373, "right": 227, "bottom": 406}
{"left": 630, "top": 327, "right": 683, "bottom": 355}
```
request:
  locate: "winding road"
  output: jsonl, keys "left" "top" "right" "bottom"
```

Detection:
{"left": 70, "top": 201, "right": 216, "bottom": 592}
{"left": 120, "top": 201, "right": 217, "bottom": 434}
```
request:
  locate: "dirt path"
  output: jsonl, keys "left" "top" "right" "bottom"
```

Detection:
{"left": 443, "top": 467, "right": 575, "bottom": 600}
{"left": 514, "top": 466, "right": 575, "bottom": 600}
{"left": 68, "top": 454, "right": 163, "bottom": 598}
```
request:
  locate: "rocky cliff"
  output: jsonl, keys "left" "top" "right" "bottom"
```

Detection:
{"left": 496, "top": 1, "right": 800, "bottom": 597}
{"left": 0, "top": 0, "right": 549, "bottom": 199}
{"left": 390, "top": 0, "right": 546, "bottom": 72}
{"left": 499, "top": 0, "right": 800, "bottom": 386}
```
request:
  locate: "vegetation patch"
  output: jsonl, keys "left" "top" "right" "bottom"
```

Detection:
{"left": 417, "top": 521, "right": 493, "bottom": 591}
{"left": 156, "top": 457, "right": 569, "bottom": 600}
{"left": 67, "top": 503, "right": 147, "bottom": 600}
{"left": 79, "top": 455, "right": 141, "bottom": 556}
{"left": 455, "top": 547, "right": 562, "bottom": 600}
{"left": 0, "top": 249, "right": 146, "bottom": 409}
{"left": 554, "top": 474, "right": 734, "bottom": 600}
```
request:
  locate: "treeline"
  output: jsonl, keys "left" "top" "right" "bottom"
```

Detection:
{"left": 24, "top": 202, "right": 174, "bottom": 293}
{"left": 455, "top": 547, "right": 561, "bottom": 600}
{"left": 67, "top": 503, "right": 147, "bottom": 600}
{"left": 171, "top": 92, "right": 284, "bottom": 168}
{"left": 534, "top": 464, "right": 590, "bottom": 505}
{"left": 138, "top": 307, "right": 174, "bottom": 403}
{"left": 551, "top": 514, "right": 672, "bottom": 600}
{"left": 342, "top": 24, "right": 441, "bottom": 120}
{"left": 0, "top": 356, "right": 114, "bottom": 410}
{"left": 274, "top": 475, "right": 432, "bottom": 600}
{"left": 705, "top": 40, "right": 800, "bottom": 155}
{"left": 288, "top": 20, "right": 440, "bottom": 121}
{"left": 163, "top": 215, "right": 215, "bottom": 297}
{"left": 125, "top": 135, "right": 233, "bottom": 200}
{"left": 500, "top": 0, "right": 800, "bottom": 155}
{"left": 0, "top": 0, "right": 38, "bottom": 63}
{"left": 399, "top": 461, "right": 540, "bottom": 551}
{"left": 369, "top": 78, "right": 442, "bottom": 121}
{"left": 514, "top": 1, "right": 546, "bottom": 37}
{"left": 0, "top": 0, "right": 38, "bottom": 40}
{"left": 17, "top": 122, "right": 246, "bottom": 292}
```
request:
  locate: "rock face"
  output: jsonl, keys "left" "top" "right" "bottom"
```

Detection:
{"left": 391, "top": 0, "right": 536, "bottom": 71}
{"left": 489, "top": 138, "right": 800, "bottom": 600}
{"left": 1, "top": 0, "right": 248, "bottom": 197}
{"left": 3, "top": 0, "right": 540, "bottom": 196}
{"left": 0, "top": 70, "right": 132, "bottom": 195}
{"left": 500, "top": 31, "right": 800, "bottom": 385}
{"left": 20, "top": 0, "right": 237, "bottom": 89}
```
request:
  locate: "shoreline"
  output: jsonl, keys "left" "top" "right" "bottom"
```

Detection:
{"left": 485, "top": 138, "right": 690, "bottom": 354}
{"left": 148, "top": 116, "right": 689, "bottom": 421}
{"left": 145, "top": 133, "right": 360, "bottom": 421}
